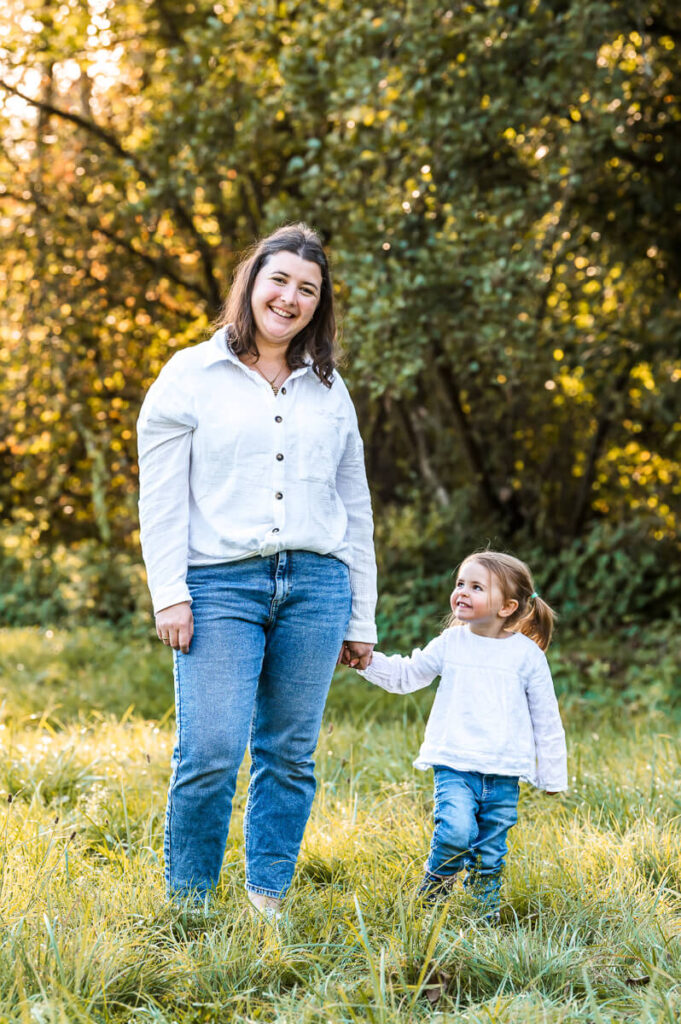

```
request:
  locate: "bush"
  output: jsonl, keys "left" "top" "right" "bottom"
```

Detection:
{"left": 535, "top": 520, "right": 681, "bottom": 634}
{"left": 374, "top": 511, "right": 681, "bottom": 649}
{"left": 0, "top": 530, "right": 152, "bottom": 631}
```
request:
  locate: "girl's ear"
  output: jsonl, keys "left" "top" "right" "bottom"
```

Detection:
{"left": 498, "top": 599, "right": 519, "bottom": 619}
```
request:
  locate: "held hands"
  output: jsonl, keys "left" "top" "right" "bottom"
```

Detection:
{"left": 338, "top": 641, "right": 374, "bottom": 671}
{"left": 156, "top": 601, "right": 194, "bottom": 654}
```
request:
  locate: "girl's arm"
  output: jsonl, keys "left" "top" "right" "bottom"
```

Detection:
{"left": 358, "top": 633, "right": 446, "bottom": 694}
{"left": 524, "top": 652, "right": 568, "bottom": 792}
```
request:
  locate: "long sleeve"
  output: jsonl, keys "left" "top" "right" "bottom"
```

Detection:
{"left": 137, "top": 362, "right": 197, "bottom": 614}
{"left": 524, "top": 653, "right": 568, "bottom": 791}
{"left": 358, "top": 634, "right": 446, "bottom": 694}
{"left": 136, "top": 334, "right": 376, "bottom": 621}
{"left": 334, "top": 393, "right": 377, "bottom": 642}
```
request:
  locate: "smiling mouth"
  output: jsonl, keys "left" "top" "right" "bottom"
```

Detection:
{"left": 456, "top": 601, "right": 472, "bottom": 609}
{"left": 269, "top": 305, "right": 295, "bottom": 320}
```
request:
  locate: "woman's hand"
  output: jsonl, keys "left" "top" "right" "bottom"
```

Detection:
{"left": 156, "top": 602, "right": 194, "bottom": 654}
{"left": 338, "top": 641, "right": 374, "bottom": 670}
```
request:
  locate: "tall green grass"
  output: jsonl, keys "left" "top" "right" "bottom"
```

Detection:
{"left": 0, "top": 627, "right": 679, "bottom": 1022}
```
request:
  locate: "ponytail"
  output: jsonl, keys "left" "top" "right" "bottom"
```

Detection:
{"left": 515, "top": 594, "right": 555, "bottom": 651}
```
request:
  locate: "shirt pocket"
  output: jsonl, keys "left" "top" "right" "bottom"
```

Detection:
{"left": 297, "top": 409, "right": 346, "bottom": 484}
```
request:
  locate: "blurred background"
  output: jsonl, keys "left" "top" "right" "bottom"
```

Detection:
{"left": 1, "top": 10, "right": 680, "bottom": 1018}
{"left": 0, "top": 0, "right": 679, "bottom": 703}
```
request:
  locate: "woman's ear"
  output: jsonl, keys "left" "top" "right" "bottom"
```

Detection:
{"left": 498, "top": 599, "right": 519, "bottom": 619}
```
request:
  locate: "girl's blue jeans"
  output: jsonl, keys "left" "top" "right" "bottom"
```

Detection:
{"left": 425, "top": 767, "right": 520, "bottom": 913}
{"left": 165, "top": 551, "right": 352, "bottom": 901}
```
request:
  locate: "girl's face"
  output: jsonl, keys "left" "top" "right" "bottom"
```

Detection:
{"left": 250, "top": 250, "right": 322, "bottom": 352}
{"left": 450, "top": 560, "right": 518, "bottom": 637}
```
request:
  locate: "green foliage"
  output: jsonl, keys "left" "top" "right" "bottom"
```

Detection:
{"left": 0, "top": 532, "right": 151, "bottom": 628}
{"left": 373, "top": 504, "right": 681, "bottom": 648}
{"left": 535, "top": 520, "right": 681, "bottom": 631}
{"left": 0, "top": 0, "right": 679, "bottom": 599}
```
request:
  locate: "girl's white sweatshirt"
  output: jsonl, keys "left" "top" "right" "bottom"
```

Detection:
{"left": 359, "top": 625, "right": 567, "bottom": 791}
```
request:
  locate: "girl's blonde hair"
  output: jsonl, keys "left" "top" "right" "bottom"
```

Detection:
{"left": 446, "top": 550, "right": 555, "bottom": 651}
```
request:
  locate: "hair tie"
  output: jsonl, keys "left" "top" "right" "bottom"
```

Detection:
{"left": 530, "top": 591, "right": 539, "bottom": 600}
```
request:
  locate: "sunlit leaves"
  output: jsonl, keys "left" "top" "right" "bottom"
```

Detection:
{"left": 0, "top": 0, "right": 679, "bottom": 571}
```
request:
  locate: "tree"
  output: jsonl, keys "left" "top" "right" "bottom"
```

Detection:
{"left": 0, "top": 0, "right": 679, "bottom": 622}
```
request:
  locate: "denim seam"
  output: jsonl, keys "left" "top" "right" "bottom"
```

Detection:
{"left": 164, "top": 650, "right": 183, "bottom": 892}
{"left": 265, "top": 550, "right": 288, "bottom": 629}
{"left": 243, "top": 703, "right": 259, "bottom": 866}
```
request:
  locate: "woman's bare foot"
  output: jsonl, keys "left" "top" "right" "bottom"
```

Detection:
{"left": 247, "top": 890, "right": 283, "bottom": 920}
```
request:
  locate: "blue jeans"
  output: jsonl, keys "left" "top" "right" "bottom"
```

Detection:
{"left": 426, "top": 767, "right": 520, "bottom": 913}
{"left": 164, "top": 551, "right": 352, "bottom": 900}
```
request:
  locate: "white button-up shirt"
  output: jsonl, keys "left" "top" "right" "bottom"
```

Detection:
{"left": 360, "top": 625, "right": 567, "bottom": 790}
{"left": 137, "top": 328, "right": 377, "bottom": 641}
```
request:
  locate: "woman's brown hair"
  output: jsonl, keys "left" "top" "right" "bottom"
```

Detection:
{"left": 216, "top": 223, "right": 337, "bottom": 387}
{"left": 446, "top": 550, "right": 555, "bottom": 650}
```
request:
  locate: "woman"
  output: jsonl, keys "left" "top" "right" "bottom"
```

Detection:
{"left": 137, "top": 223, "right": 376, "bottom": 915}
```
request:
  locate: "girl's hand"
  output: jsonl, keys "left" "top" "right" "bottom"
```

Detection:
{"left": 339, "top": 641, "right": 374, "bottom": 670}
{"left": 156, "top": 601, "right": 194, "bottom": 654}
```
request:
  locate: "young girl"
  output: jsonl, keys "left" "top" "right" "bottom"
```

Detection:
{"left": 358, "top": 551, "right": 567, "bottom": 917}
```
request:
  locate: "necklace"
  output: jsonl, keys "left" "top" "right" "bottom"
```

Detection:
{"left": 253, "top": 362, "right": 286, "bottom": 395}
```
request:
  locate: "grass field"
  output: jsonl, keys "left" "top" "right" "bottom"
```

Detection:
{"left": 0, "top": 627, "right": 680, "bottom": 1022}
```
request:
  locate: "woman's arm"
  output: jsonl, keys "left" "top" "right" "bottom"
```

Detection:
{"left": 334, "top": 384, "right": 378, "bottom": 646}
{"left": 137, "top": 360, "right": 197, "bottom": 620}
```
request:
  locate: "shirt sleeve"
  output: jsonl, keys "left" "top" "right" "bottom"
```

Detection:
{"left": 524, "top": 650, "right": 568, "bottom": 791}
{"left": 358, "top": 633, "right": 446, "bottom": 693}
{"left": 137, "top": 359, "right": 197, "bottom": 615}
{"left": 334, "top": 386, "right": 378, "bottom": 642}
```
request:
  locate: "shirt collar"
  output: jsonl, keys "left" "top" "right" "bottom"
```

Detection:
{"left": 203, "top": 326, "right": 236, "bottom": 367}
{"left": 203, "top": 326, "right": 314, "bottom": 379}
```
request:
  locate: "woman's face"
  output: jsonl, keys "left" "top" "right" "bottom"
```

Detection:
{"left": 250, "top": 250, "right": 322, "bottom": 352}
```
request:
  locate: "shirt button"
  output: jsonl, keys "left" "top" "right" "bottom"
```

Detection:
{"left": 272, "top": 527, "right": 280, "bottom": 533}
{"left": 275, "top": 415, "right": 283, "bottom": 423}
{"left": 280, "top": 387, "right": 287, "bottom": 395}
{"left": 275, "top": 492, "right": 283, "bottom": 500}
{"left": 276, "top": 453, "right": 284, "bottom": 461}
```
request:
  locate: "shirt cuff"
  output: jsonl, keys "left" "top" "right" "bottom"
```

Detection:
{"left": 357, "top": 663, "right": 384, "bottom": 684}
{"left": 344, "top": 619, "right": 377, "bottom": 644}
{"left": 152, "top": 583, "right": 193, "bottom": 616}
{"left": 536, "top": 773, "right": 568, "bottom": 791}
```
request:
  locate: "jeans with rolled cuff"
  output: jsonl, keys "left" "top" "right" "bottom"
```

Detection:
{"left": 164, "top": 551, "right": 352, "bottom": 901}
{"left": 425, "top": 766, "right": 520, "bottom": 914}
